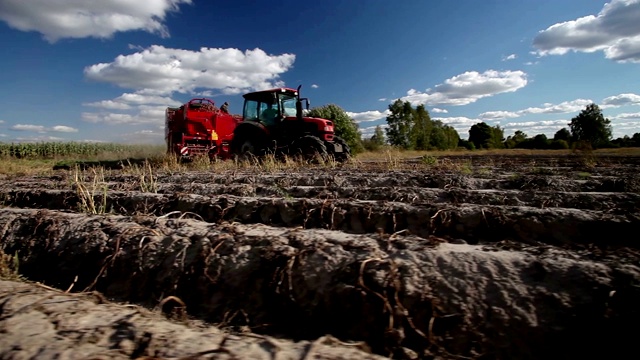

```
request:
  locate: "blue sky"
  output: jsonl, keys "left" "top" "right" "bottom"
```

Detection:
{"left": 0, "top": 0, "right": 639, "bottom": 143}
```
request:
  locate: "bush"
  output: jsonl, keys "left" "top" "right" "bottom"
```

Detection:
{"left": 549, "top": 139, "right": 569, "bottom": 149}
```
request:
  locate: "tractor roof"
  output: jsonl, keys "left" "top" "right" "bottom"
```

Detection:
{"left": 243, "top": 87, "right": 298, "bottom": 102}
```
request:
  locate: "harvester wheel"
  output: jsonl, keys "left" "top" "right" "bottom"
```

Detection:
{"left": 332, "top": 136, "right": 351, "bottom": 162}
{"left": 290, "top": 135, "right": 328, "bottom": 163}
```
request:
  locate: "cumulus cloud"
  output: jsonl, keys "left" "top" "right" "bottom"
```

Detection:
{"left": 0, "top": 0, "right": 192, "bottom": 42}
{"left": 82, "top": 45, "right": 295, "bottom": 126}
{"left": 479, "top": 111, "right": 520, "bottom": 120}
{"left": 84, "top": 45, "right": 295, "bottom": 96}
{"left": 84, "top": 92, "right": 181, "bottom": 110}
{"left": 10, "top": 124, "right": 46, "bottom": 132}
{"left": 82, "top": 104, "right": 168, "bottom": 125}
{"left": 360, "top": 124, "right": 388, "bottom": 137}
{"left": 10, "top": 124, "right": 78, "bottom": 133}
{"left": 399, "top": 70, "right": 528, "bottom": 106}
{"left": 431, "top": 108, "right": 448, "bottom": 113}
{"left": 503, "top": 120, "right": 568, "bottom": 129}
{"left": 311, "top": 84, "right": 319, "bottom": 88}
{"left": 14, "top": 136, "right": 65, "bottom": 142}
{"left": 602, "top": 93, "right": 640, "bottom": 106}
{"left": 612, "top": 112, "right": 640, "bottom": 120}
{"left": 346, "top": 110, "right": 390, "bottom": 123}
{"left": 533, "top": 0, "right": 640, "bottom": 63}
{"left": 51, "top": 125, "right": 79, "bottom": 133}
{"left": 518, "top": 99, "right": 593, "bottom": 115}
{"left": 502, "top": 54, "right": 517, "bottom": 61}
{"left": 433, "top": 117, "right": 482, "bottom": 127}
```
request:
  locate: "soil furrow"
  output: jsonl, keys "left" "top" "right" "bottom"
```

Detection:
{"left": 2, "top": 189, "right": 638, "bottom": 246}
{"left": 0, "top": 208, "right": 637, "bottom": 359}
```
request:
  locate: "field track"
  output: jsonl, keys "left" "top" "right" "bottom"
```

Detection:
{"left": 1, "top": 152, "right": 639, "bottom": 359}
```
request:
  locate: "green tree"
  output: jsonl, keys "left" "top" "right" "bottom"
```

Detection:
{"left": 307, "top": 104, "right": 363, "bottom": 153}
{"left": 469, "top": 122, "right": 504, "bottom": 149}
{"left": 410, "top": 105, "right": 432, "bottom": 150}
{"left": 430, "top": 120, "right": 460, "bottom": 150}
{"left": 554, "top": 128, "right": 571, "bottom": 142}
{"left": 532, "top": 134, "right": 549, "bottom": 148}
{"left": 568, "top": 104, "right": 612, "bottom": 148}
{"left": 505, "top": 130, "right": 528, "bottom": 149}
{"left": 372, "top": 125, "right": 385, "bottom": 146}
{"left": 363, "top": 126, "right": 386, "bottom": 151}
{"left": 468, "top": 122, "right": 492, "bottom": 149}
{"left": 385, "top": 100, "right": 414, "bottom": 148}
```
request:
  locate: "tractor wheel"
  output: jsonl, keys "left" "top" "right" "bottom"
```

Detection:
{"left": 290, "top": 135, "right": 328, "bottom": 163}
{"left": 332, "top": 136, "right": 351, "bottom": 162}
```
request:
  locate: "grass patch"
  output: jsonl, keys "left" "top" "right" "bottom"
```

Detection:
{"left": 73, "top": 165, "right": 108, "bottom": 214}
{"left": 0, "top": 250, "right": 22, "bottom": 281}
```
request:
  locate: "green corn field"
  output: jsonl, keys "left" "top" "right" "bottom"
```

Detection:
{"left": 0, "top": 142, "right": 161, "bottom": 159}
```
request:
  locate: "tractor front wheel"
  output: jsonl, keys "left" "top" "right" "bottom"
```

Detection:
{"left": 290, "top": 135, "right": 328, "bottom": 163}
{"left": 332, "top": 136, "right": 351, "bottom": 162}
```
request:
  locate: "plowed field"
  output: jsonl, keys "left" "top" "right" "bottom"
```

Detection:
{"left": 1, "top": 153, "right": 639, "bottom": 359}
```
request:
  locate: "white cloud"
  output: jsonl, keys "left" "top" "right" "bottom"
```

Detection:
{"left": 360, "top": 124, "right": 388, "bottom": 137}
{"left": 431, "top": 108, "right": 448, "bottom": 113}
{"left": 612, "top": 112, "right": 640, "bottom": 120}
{"left": 84, "top": 92, "right": 181, "bottom": 110}
{"left": 399, "top": 70, "right": 528, "bottom": 106}
{"left": 82, "top": 104, "right": 169, "bottom": 125}
{"left": 502, "top": 54, "right": 517, "bottom": 61}
{"left": 311, "top": 84, "right": 319, "bottom": 88}
{"left": 51, "top": 125, "right": 79, "bottom": 133}
{"left": 0, "top": 133, "right": 7, "bottom": 137}
{"left": 84, "top": 45, "right": 295, "bottom": 96}
{"left": 433, "top": 116, "right": 481, "bottom": 126}
{"left": 13, "top": 136, "right": 65, "bottom": 142}
{"left": 533, "top": 0, "right": 640, "bottom": 63}
{"left": 10, "top": 124, "right": 46, "bottom": 133}
{"left": 346, "top": 110, "right": 390, "bottom": 123}
{"left": 10, "top": 124, "right": 78, "bottom": 133}
{"left": 524, "top": 61, "right": 540, "bottom": 66}
{"left": 503, "top": 120, "right": 568, "bottom": 128}
{"left": 518, "top": 99, "right": 593, "bottom": 115}
{"left": 479, "top": 111, "right": 520, "bottom": 120}
{"left": 378, "top": 98, "right": 387, "bottom": 102}
{"left": 0, "top": 120, "right": 4, "bottom": 124}
{"left": 83, "top": 45, "right": 295, "bottom": 126}
{"left": 602, "top": 93, "right": 640, "bottom": 106}
{"left": 0, "top": 0, "right": 192, "bottom": 43}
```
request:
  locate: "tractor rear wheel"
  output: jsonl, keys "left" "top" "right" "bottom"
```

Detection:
{"left": 290, "top": 135, "right": 328, "bottom": 163}
{"left": 231, "top": 135, "right": 265, "bottom": 162}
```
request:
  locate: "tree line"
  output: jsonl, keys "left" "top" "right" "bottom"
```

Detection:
{"left": 306, "top": 102, "right": 639, "bottom": 153}
{"left": 464, "top": 103, "right": 639, "bottom": 150}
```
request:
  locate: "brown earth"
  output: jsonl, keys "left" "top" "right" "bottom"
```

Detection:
{"left": 1, "top": 153, "right": 639, "bottom": 359}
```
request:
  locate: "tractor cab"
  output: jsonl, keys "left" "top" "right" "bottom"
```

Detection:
{"left": 231, "top": 85, "right": 349, "bottom": 161}
{"left": 241, "top": 87, "right": 334, "bottom": 143}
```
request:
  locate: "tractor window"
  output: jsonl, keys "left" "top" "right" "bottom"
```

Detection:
{"left": 244, "top": 100, "right": 259, "bottom": 122}
{"left": 280, "top": 95, "right": 297, "bottom": 117}
{"left": 259, "top": 102, "right": 279, "bottom": 126}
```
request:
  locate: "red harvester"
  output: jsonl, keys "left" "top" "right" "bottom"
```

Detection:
{"left": 165, "top": 98, "right": 242, "bottom": 160}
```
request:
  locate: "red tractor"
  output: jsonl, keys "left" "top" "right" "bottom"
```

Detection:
{"left": 230, "top": 85, "right": 351, "bottom": 162}
{"left": 165, "top": 98, "right": 242, "bottom": 160}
